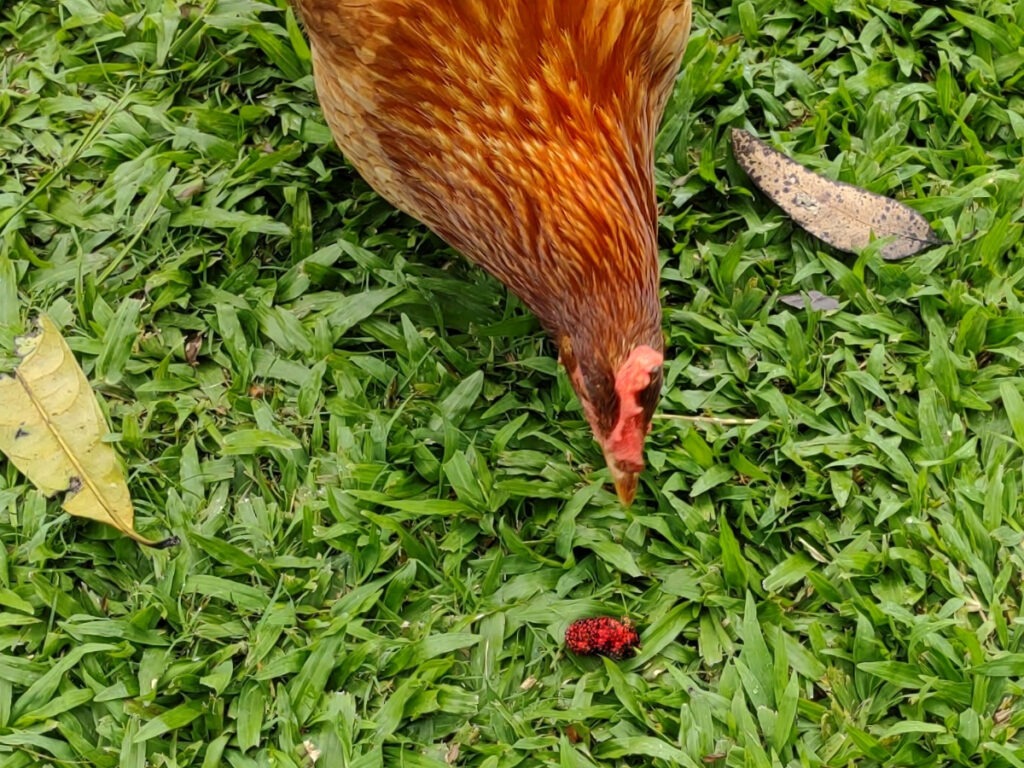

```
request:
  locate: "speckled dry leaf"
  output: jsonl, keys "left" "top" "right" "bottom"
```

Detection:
{"left": 0, "top": 316, "right": 177, "bottom": 548}
{"left": 780, "top": 290, "right": 840, "bottom": 311}
{"left": 732, "top": 129, "right": 941, "bottom": 260}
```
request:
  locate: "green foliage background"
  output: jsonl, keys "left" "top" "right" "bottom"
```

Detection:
{"left": 1, "top": 0, "right": 1023, "bottom": 766}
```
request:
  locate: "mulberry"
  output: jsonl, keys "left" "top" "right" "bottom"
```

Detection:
{"left": 565, "top": 617, "right": 640, "bottom": 659}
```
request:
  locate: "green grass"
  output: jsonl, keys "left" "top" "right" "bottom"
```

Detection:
{"left": 1, "top": 0, "right": 1024, "bottom": 766}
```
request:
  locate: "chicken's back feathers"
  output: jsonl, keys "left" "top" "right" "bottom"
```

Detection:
{"left": 294, "top": 0, "right": 689, "bottom": 364}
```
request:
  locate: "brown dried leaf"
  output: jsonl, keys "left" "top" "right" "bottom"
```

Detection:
{"left": 519, "top": 676, "right": 538, "bottom": 690}
{"left": 444, "top": 742, "right": 460, "bottom": 765}
{"left": 779, "top": 290, "right": 840, "bottom": 311}
{"left": 731, "top": 129, "right": 941, "bottom": 260}
{"left": 184, "top": 332, "right": 203, "bottom": 366}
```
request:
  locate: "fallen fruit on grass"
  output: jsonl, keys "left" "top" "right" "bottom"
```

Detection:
{"left": 565, "top": 617, "right": 640, "bottom": 659}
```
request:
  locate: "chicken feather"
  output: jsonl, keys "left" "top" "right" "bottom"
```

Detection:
{"left": 293, "top": 0, "right": 692, "bottom": 503}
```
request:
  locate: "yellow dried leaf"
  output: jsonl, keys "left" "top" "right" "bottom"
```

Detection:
{"left": 0, "top": 316, "right": 177, "bottom": 548}
{"left": 731, "top": 129, "right": 942, "bottom": 260}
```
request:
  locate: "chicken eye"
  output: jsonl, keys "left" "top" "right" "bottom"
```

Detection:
{"left": 637, "top": 375, "right": 662, "bottom": 411}
{"left": 585, "top": 374, "right": 615, "bottom": 406}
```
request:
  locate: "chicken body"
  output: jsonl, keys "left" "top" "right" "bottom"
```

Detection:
{"left": 293, "top": 0, "right": 692, "bottom": 503}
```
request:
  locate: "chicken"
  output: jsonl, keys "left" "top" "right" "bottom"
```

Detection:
{"left": 292, "top": 0, "right": 692, "bottom": 504}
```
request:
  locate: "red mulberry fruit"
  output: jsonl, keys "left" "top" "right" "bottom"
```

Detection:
{"left": 565, "top": 617, "right": 640, "bottom": 659}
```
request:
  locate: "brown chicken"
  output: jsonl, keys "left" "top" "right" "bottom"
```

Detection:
{"left": 292, "top": 0, "right": 692, "bottom": 504}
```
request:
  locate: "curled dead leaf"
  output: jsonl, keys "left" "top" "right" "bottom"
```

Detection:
{"left": 302, "top": 739, "right": 321, "bottom": 764}
{"left": 994, "top": 697, "right": 1013, "bottom": 725}
{"left": 185, "top": 332, "right": 203, "bottom": 366}
{"left": 445, "top": 742, "right": 460, "bottom": 765}
{"left": 779, "top": 290, "right": 840, "bottom": 311}
{"left": 0, "top": 316, "right": 177, "bottom": 548}
{"left": 731, "top": 129, "right": 942, "bottom": 260}
{"left": 519, "top": 676, "right": 538, "bottom": 691}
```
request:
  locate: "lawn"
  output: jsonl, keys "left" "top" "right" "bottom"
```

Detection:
{"left": 1, "top": 0, "right": 1023, "bottom": 766}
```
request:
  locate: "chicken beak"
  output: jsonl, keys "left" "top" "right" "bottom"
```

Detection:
{"left": 614, "top": 472, "right": 639, "bottom": 506}
{"left": 604, "top": 449, "right": 640, "bottom": 506}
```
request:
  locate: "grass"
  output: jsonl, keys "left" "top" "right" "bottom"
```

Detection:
{"left": 1, "top": 0, "right": 1023, "bottom": 765}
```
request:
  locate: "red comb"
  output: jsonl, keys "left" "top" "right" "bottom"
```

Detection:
{"left": 608, "top": 345, "right": 663, "bottom": 470}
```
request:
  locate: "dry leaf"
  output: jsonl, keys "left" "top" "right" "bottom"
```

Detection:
{"left": 444, "top": 742, "right": 460, "bottom": 765}
{"left": 779, "top": 290, "right": 840, "bottom": 311}
{"left": 731, "top": 129, "right": 941, "bottom": 260}
{"left": 184, "top": 332, "right": 203, "bottom": 366}
{"left": 0, "top": 316, "right": 177, "bottom": 548}
{"left": 302, "top": 739, "right": 322, "bottom": 764}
